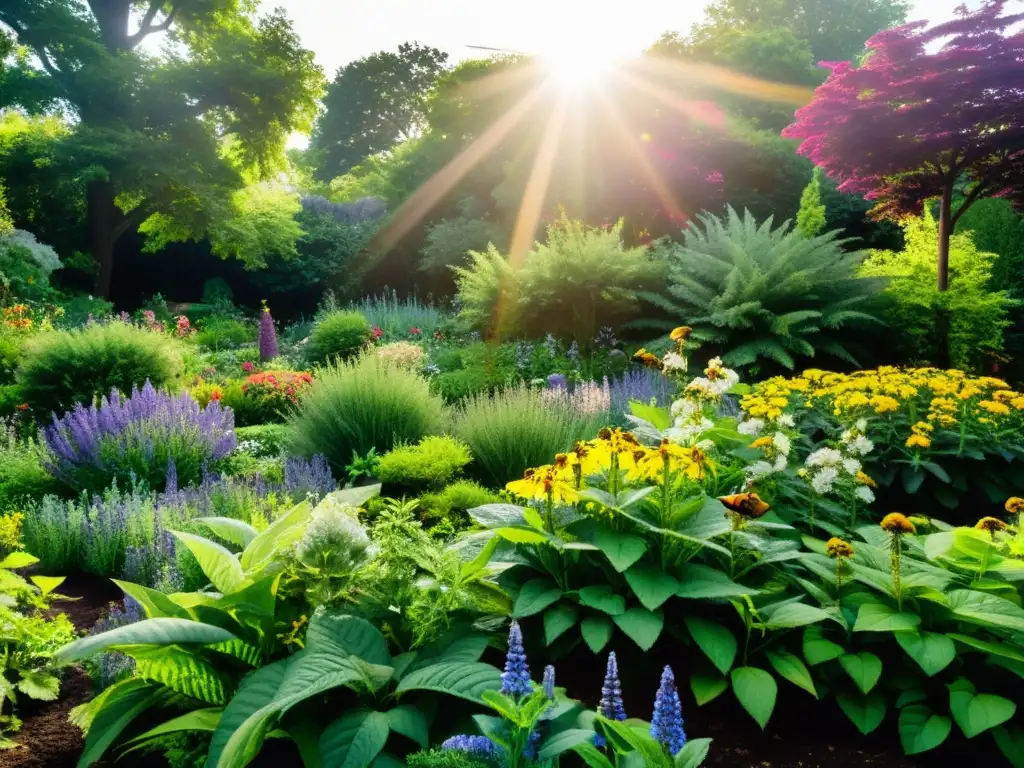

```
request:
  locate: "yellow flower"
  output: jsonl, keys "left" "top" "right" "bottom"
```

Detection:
{"left": 978, "top": 400, "right": 1010, "bottom": 416}
{"left": 975, "top": 517, "right": 1008, "bottom": 534}
{"left": 670, "top": 326, "right": 693, "bottom": 342}
{"left": 750, "top": 437, "right": 773, "bottom": 449}
{"left": 958, "top": 385, "right": 982, "bottom": 400}
{"left": 905, "top": 434, "right": 931, "bottom": 449}
{"left": 506, "top": 465, "right": 579, "bottom": 504}
{"left": 856, "top": 471, "right": 877, "bottom": 488}
{"left": 1012, "top": 397, "right": 1024, "bottom": 410}
{"left": 880, "top": 512, "right": 916, "bottom": 535}
{"left": 911, "top": 421, "right": 933, "bottom": 434}
{"left": 826, "top": 537, "right": 855, "bottom": 559}
{"left": 993, "top": 390, "right": 1017, "bottom": 402}
{"left": 1005, "top": 497, "right": 1024, "bottom": 514}
{"left": 869, "top": 395, "right": 900, "bottom": 414}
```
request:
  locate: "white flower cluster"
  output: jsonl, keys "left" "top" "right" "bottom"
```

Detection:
{"left": 685, "top": 357, "right": 740, "bottom": 400}
{"left": 745, "top": 430, "right": 793, "bottom": 482}
{"left": 666, "top": 395, "right": 716, "bottom": 446}
{"left": 662, "top": 351, "right": 688, "bottom": 373}
{"left": 802, "top": 421, "right": 875, "bottom": 502}
{"left": 841, "top": 419, "right": 875, "bottom": 457}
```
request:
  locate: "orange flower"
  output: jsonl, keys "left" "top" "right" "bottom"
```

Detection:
{"left": 719, "top": 492, "right": 770, "bottom": 518}
{"left": 670, "top": 326, "right": 693, "bottom": 342}
{"left": 1005, "top": 497, "right": 1024, "bottom": 515}
{"left": 15, "top": 403, "right": 29, "bottom": 412}
{"left": 880, "top": 512, "right": 915, "bottom": 535}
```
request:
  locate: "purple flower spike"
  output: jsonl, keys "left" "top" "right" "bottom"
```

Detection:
{"left": 441, "top": 734, "right": 501, "bottom": 758}
{"left": 543, "top": 665, "right": 556, "bottom": 700}
{"left": 499, "top": 620, "right": 532, "bottom": 699}
{"left": 259, "top": 304, "right": 279, "bottom": 362}
{"left": 651, "top": 665, "right": 686, "bottom": 756}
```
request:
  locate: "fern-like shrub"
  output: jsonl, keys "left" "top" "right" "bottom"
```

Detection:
{"left": 640, "top": 207, "right": 884, "bottom": 371}
{"left": 17, "top": 322, "right": 184, "bottom": 414}
{"left": 453, "top": 214, "right": 657, "bottom": 341}
{"left": 287, "top": 356, "right": 445, "bottom": 476}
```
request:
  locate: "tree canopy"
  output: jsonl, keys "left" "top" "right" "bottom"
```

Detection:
{"left": 0, "top": 0, "right": 323, "bottom": 296}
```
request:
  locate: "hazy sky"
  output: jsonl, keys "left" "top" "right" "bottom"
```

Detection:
{"left": 266, "top": 0, "right": 971, "bottom": 78}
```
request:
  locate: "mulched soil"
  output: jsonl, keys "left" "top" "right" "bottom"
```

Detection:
{"left": 0, "top": 574, "right": 121, "bottom": 768}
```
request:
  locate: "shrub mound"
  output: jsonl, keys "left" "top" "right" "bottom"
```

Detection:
{"left": 306, "top": 310, "right": 371, "bottom": 364}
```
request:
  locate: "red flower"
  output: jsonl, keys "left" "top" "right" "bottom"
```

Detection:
{"left": 372, "top": 326, "right": 383, "bottom": 339}
{"left": 242, "top": 361, "right": 255, "bottom": 373}
{"left": 409, "top": 326, "right": 421, "bottom": 336}
{"left": 15, "top": 403, "right": 29, "bottom": 411}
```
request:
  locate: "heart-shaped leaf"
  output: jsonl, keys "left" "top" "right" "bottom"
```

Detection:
{"left": 853, "top": 603, "right": 921, "bottom": 633}
{"left": 899, "top": 705, "right": 951, "bottom": 755}
{"left": 895, "top": 631, "right": 955, "bottom": 677}
{"left": 839, "top": 652, "right": 882, "bottom": 694}
{"left": 580, "top": 616, "right": 613, "bottom": 653}
{"left": 612, "top": 607, "right": 664, "bottom": 651}
{"left": 730, "top": 667, "right": 776, "bottom": 730}
{"left": 689, "top": 673, "right": 728, "bottom": 706}
{"left": 513, "top": 579, "right": 562, "bottom": 618}
{"left": 948, "top": 678, "right": 1016, "bottom": 738}
{"left": 837, "top": 691, "right": 885, "bottom": 735}
{"left": 684, "top": 616, "right": 736, "bottom": 676}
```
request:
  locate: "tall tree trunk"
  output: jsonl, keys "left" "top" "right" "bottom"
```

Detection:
{"left": 934, "top": 182, "right": 955, "bottom": 368}
{"left": 88, "top": 179, "right": 116, "bottom": 298}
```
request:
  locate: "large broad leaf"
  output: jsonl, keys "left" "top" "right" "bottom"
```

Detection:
{"left": 197, "top": 517, "right": 259, "bottom": 549}
{"left": 241, "top": 500, "right": 312, "bottom": 572}
{"left": 56, "top": 619, "right": 236, "bottom": 665}
{"left": 948, "top": 678, "right": 1016, "bottom": 738}
{"left": 612, "top": 607, "right": 664, "bottom": 651}
{"left": 572, "top": 743, "right": 617, "bottom": 768}
{"left": 948, "top": 633, "right": 1024, "bottom": 663}
{"left": 624, "top": 563, "right": 680, "bottom": 611}
{"left": 469, "top": 503, "right": 530, "bottom": 528}
{"left": 386, "top": 705, "right": 427, "bottom": 748}
{"left": 112, "top": 580, "right": 190, "bottom": 619}
{"left": 802, "top": 625, "right": 845, "bottom": 666}
{"left": 396, "top": 662, "right": 501, "bottom": 703}
{"left": 171, "top": 531, "right": 246, "bottom": 594}
{"left": 945, "top": 590, "right": 1024, "bottom": 633}
{"left": 538, "top": 729, "right": 597, "bottom": 760}
{"left": 205, "top": 660, "right": 290, "bottom": 768}
{"left": 730, "top": 667, "right": 776, "bottom": 729}
{"left": 128, "top": 645, "right": 230, "bottom": 704}
{"left": 544, "top": 604, "right": 578, "bottom": 645}
{"left": 593, "top": 528, "right": 647, "bottom": 572}
{"left": 15, "top": 670, "right": 60, "bottom": 701}
{"left": 78, "top": 679, "right": 168, "bottom": 768}
{"left": 328, "top": 484, "right": 382, "bottom": 508}
{"left": 762, "top": 602, "right": 831, "bottom": 630}
{"left": 852, "top": 603, "right": 921, "bottom": 632}
{"left": 124, "top": 708, "right": 224, "bottom": 747}
{"left": 674, "top": 737, "right": 713, "bottom": 768}
{"left": 994, "top": 725, "right": 1024, "bottom": 768}
{"left": 899, "top": 705, "right": 951, "bottom": 755}
{"left": 0, "top": 551, "right": 38, "bottom": 569}
{"left": 837, "top": 692, "right": 886, "bottom": 735}
{"left": 690, "top": 673, "right": 728, "bottom": 706}
{"left": 318, "top": 710, "right": 390, "bottom": 768}
{"left": 676, "top": 563, "right": 758, "bottom": 599}
{"left": 894, "top": 632, "right": 956, "bottom": 677}
{"left": 765, "top": 650, "right": 816, "bottom": 697}
{"left": 578, "top": 585, "right": 626, "bottom": 615}
{"left": 513, "top": 579, "right": 563, "bottom": 618}
{"left": 683, "top": 616, "right": 736, "bottom": 676}
{"left": 304, "top": 613, "right": 390, "bottom": 666}
{"left": 839, "top": 652, "right": 882, "bottom": 694}
{"left": 580, "top": 615, "right": 614, "bottom": 653}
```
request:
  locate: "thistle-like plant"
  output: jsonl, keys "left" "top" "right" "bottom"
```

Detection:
{"left": 638, "top": 207, "right": 884, "bottom": 371}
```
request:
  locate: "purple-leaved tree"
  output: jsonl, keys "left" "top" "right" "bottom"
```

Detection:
{"left": 783, "top": 1, "right": 1024, "bottom": 292}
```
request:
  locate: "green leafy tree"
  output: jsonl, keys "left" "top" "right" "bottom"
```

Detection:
{"left": 860, "top": 211, "right": 1011, "bottom": 371}
{"left": 310, "top": 42, "right": 448, "bottom": 182}
{"left": 0, "top": 0, "right": 323, "bottom": 297}
{"left": 797, "top": 167, "right": 827, "bottom": 237}
{"left": 641, "top": 206, "right": 884, "bottom": 370}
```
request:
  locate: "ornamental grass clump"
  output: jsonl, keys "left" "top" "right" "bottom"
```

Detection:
{"left": 41, "top": 381, "right": 235, "bottom": 494}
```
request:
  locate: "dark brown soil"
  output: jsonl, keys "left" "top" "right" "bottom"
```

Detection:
{"left": 0, "top": 574, "right": 122, "bottom": 768}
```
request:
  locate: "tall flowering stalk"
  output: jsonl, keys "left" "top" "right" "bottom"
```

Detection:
{"left": 258, "top": 301, "right": 279, "bottom": 362}
{"left": 880, "top": 513, "right": 915, "bottom": 610}
{"left": 595, "top": 652, "right": 626, "bottom": 748}
{"left": 826, "top": 537, "right": 855, "bottom": 593}
{"left": 42, "top": 381, "right": 235, "bottom": 493}
{"left": 651, "top": 665, "right": 687, "bottom": 755}
{"left": 499, "top": 621, "right": 532, "bottom": 699}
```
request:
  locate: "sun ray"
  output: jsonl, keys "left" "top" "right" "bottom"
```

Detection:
{"left": 636, "top": 55, "right": 815, "bottom": 107}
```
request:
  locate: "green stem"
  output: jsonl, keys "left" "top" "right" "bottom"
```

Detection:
{"left": 890, "top": 534, "right": 903, "bottom": 611}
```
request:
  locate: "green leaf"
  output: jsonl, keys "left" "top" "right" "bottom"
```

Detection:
{"left": 538, "top": 729, "right": 596, "bottom": 760}
{"left": 993, "top": 725, "right": 1024, "bottom": 768}
{"left": 949, "top": 679, "right": 1016, "bottom": 738}
{"left": 946, "top": 589, "right": 1024, "bottom": 633}
{"left": 899, "top": 705, "right": 951, "bottom": 754}
{"left": 513, "top": 579, "right": 563, "bottom": 618}
{"left": 124, "top": 708, "right": 223, "bottom": 747}
{"left": 690, "top": 673, "right": 728, "bottom": 706}
{"left": 318, "top": 710, "right": 389, "bottom": 768}
{"left": 578, "top": 585, "right": 626, "bottom": 615}
{"left": 580, "top": 616, "right": 614, "bottom": 653}
{"left": 197, "top": 517, "right": 259, "bottom": 549}
{"left": 206, "top": 661, "right": 289, "bottom": 768}
{"left": 396, "top": 662, "right": 501, "bottom": 703}
{"left": 15, "top": 670, "right": 60, "bottom": 701}
{"left": 495, "top": 527, "right": 551, "bottom": 544}
{"left": 629, "top": 401, "right": 672, "bottom": 430}
{"left": 56, "top": 619, "right": 236, "bottom": 665}
{"left": 30, "top": 575, "right": 65, "bottom": 596}
{"left": 171, "top": 530, "right": 246, "bottom": 594}
{"left": 129, "top": 645, "right": 230, "bottom": 704}
{"left": 683, "top": 616, "right": 736, "bottom": 676}
{"left": 674, "top": 737, "right": 713, "bottom": 768}
{"left": 305, "top": 613, "right": 390, "bottom": 666}
{"left": 802, "top": 625, "right": 845, "bottom": 666}
{"left": 895, "top": 632, "right": 956, "bottom": 677}
{"left": 675, "top": 563, "right": 756, "bottom": 599}
{"left": 329, "top": 484, "right": 382, "bottom": 508}
{"left": 78, "top": 679, "right": 167, "bottom": 768}
{"left": 544, "top": 604, "right": 578, "bottom": 645}
{"left": 371, "top": 755, "right": 405, "bottom": 768}
{"left": 612, "top": 607, "right": 664, "bottom": 651}
{"left": 572, "top": 743, "right": 616, "bottom": 768}
{"left": 241, "top": 499, "right": 312, "bottom": 572}
{"left": 593, "top": 528, "right": 647, "bottom": 572}
{"left": 624, "top": 563, "right": 680, "bottom": 611}
{"left": 112, "top": 580, "right": 190, "bottom": 619}
{"left": 0, "top": 551, "right": 38, "bottom": 569}
{"left": 765, "top": 650, "right": 816, "bottom": 697}
{"left": 853, "top": 603, "right": 921, "bottom": 632}
{"left": 948, "top": 633, "right": 1024, "bottom": 663}
{"left": 839, "top": 652, "right": 882, "bottom": 694}
{"left": 837, "top": 692, "right": 886, "bottom": 735}
{"left": 762, "top": 602, "right": 831, "bottom": 629}
{"left": 480, "top": 690, "right": 520, "bottom": 722}
{"left": 730, "top": 667, "right": 776, "bottom": 729}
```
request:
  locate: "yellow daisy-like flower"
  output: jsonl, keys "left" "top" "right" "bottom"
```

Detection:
{"left": 911, "top": 421, "right": 934, "bottom": 434}
{"left": 993, "top": 390, "right": 1017, "bottom": 402}
{"left": 958, "top": 385, "right": 982, "bottom": 400}
{"left": 880, "top": 512, "right": 916, "bottom": 535}
{"left": 856, "top": 471, "right": 877, "bottom": 488}
{"left": 670, "top": 326, "right": 692, "bottom": 342}
{"left": 975, "top": 517, "right": 1008, "bottom": 534}
{"left": 1011, "top": 396, "right": 1024, "bottom": 411}
{"left": 826, "top": 537, "right": 855, "bottom": 559}
{"left": 1005, "top": 497, "right": 1024, "bottom": 515}
{"left": 750, "top": 437, "right": 773, "bottom": 449}
{"left": 506, "top": 465, "right": 579, "bottom": 504}
{"left": 978, "top": 400, "right": 1010, "bottom": 416}
{"left": 870, "top": 395, "right": 900, "bottom": 414}
{"left": 905, "top": 434, "right": 931, "bottom": 449}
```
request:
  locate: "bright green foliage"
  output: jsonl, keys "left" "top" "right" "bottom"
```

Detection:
{"left": 407, "top": 750, "right": 490, "bottom": 768}
{"left": 0, "top": 435, "right": 61, "bottom": 512}
{"left": 454, "top": 214, "right": 656, "bottom": 342}
{"left": 193, "top": 318, "right": 256, "bottom": 351}
{"left": 0, "top": 183, "right": 12, "bottom": 237}
{"left": 233, "top": 425, "right": 289, "bottom": 455}
{"left": 796, "top": 168, "right": 827, "bottom": 238}
{"left": 376, "top": 436, "right": 472, "bottom": 494}
{"left": 287, "top": 356, "right": 445, "bottom": 477}
{"left": 17, "top": 322, "right": 184, "bottom": 414}
{"left": 956, "top": 197, "right": 1024, "bottom": 298}
{"left": 642, "top": 207, "right": 884, "bottom": 370}
{"left": 0, "top": 0, "right": 323, "bottom": 295}
{"left": 452, "top": 385, "right": 603, "bottom": 488}
{"left": 206, "top": 184, "right": 303, "bottom": 268}
{"left": 306, "top": 311, "right": 372, "bottom": 364}
{"left": 0, "top": 229, "right": 61, "bottom": 303}
{"left": 418, "top": 481, "right": 500, "bottom": 525}
{"left": 860, "top": 212, "right": 1010, "bottom": 370}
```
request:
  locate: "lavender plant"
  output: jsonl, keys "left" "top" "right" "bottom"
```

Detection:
{"left": 41, "top": 381, "right": 236, "bottom": 494}
{"left": 87, "top": 598, "right": 143, "bottom": 690}
{"left": 608, "top": 369, "right": 675, "bottom": 424}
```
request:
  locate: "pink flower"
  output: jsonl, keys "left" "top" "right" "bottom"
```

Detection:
{"left": 242, "top": 361, "right": 255, "bottom": 373}
{"left": 372, "top": 326, "right": 383, "bottom": 339}
{"left": 409, "top": 326, "right": 421, "bottom": 336}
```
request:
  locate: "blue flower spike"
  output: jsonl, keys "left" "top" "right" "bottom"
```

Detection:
{"left": 651, "top": 665, "right": 687, "bottom": 755}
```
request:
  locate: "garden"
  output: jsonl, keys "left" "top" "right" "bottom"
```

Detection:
{"left": 0, "top": 0, "right": 1023, "bottom": 766}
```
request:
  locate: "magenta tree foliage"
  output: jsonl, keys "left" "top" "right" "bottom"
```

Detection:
{"left": 783, "top": 1, "right": 1024, "bottom": 291}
